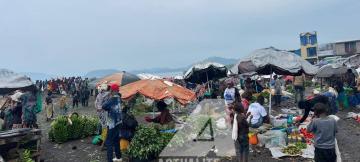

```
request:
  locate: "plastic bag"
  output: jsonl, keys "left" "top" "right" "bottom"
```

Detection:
{"left": 257, "top": 130, "right": 286, "bottom": 148}
{"left": 216, "top": 118, "right": 227, "bottom": 130}
{"left": 272, "top": 119, "right": 287, "bottom": 128}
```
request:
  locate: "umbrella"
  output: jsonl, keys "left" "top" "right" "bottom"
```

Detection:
{"left": 233, "top": 47, "right": 318, "bottom": 76}
{"left": 96, "top": 71, "right": 140, "bottom": 87}
{"left": 119, "top": 79, "right": 196, "bottom": 105}
{"left": 184, "top": 62, "right": 228, "bottom": 84}
{"left": 0, "top": 69, "right": 35, "bottom": 95}
{"left": 316, "top": 63, "right": 348, "bottom": 78}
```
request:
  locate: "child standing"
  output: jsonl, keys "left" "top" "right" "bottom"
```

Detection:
{"left": 232, "top": 102, "right": 249, "bottom": 162}
{"left": 59, "top": 95, "right": 68, "bottom": 116}
{"left": 307, "top": 103, "right": 337, "bottom": 162}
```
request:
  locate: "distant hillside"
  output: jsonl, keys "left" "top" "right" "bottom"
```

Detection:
{"left": 130, "top": 67, "right": 184, "bottom": 75}
{"left": 197, "top": 56, "right": 237, "bottom": 66}
{"left": 130, "top": 56, "right": 237, "bottom": 75}
{"left": 84, "top": 69, "right": 120, "bottom": 78}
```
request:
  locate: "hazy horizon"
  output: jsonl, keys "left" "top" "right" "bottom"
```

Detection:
{"left": 1, "top": 0, "right": 360, "bottom": 76}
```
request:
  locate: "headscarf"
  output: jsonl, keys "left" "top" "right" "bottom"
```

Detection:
{"left": 59, "top": 96, "right": 67, "bottom": 108}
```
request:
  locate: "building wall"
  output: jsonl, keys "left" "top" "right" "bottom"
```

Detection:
{"left": 334, "top": 43, "right": 345, "bottom": 55}
{"left": 299, "top": 32, "right": 318, "bottom": 60}
{"left": 334, "top": 41, "right": 360, "bottom": 55}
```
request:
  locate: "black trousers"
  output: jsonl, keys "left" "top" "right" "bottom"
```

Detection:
{"left": 315, "top": 147, "right": 336, "bottom": 162}
{"left": 274, "top": 94, "right": 281, "bottom": 105}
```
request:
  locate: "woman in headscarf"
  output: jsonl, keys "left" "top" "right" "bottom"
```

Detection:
{"left": 59, "top": 95, "right": 68, "bottom": 116}
{"left": 44, "top": 92, "right": 54, "bottom": 121}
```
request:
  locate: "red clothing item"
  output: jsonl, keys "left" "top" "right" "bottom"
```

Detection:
{"left": 242, "top": 99, "right": 250, "bottom": 111}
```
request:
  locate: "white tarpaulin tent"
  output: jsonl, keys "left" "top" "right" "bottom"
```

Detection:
{"left": 0, "top": 69, "right": 34, "bottom": 94}
{"left": 232, "top": 47, "right": 319, "bottom": 76}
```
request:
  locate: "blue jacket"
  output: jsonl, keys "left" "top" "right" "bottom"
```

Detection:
{"left": 102, "top": 94, "right": 122, "bottom": 129}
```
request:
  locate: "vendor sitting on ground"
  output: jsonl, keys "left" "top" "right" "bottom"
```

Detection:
{"left": 297, "top": 88, "right": 338, "bottom": 124}
{"left": 145, "top": 101, "right": 175, "bottom": 128}
{"left": 246, "top": 96, "right": 269, "bottom": 128}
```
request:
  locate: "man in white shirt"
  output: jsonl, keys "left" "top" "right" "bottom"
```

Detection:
{"left": 247, "top": 96, "right": 267, "bottom": 128}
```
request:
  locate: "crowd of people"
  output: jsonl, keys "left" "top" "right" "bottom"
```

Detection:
{"left": 221, "top": 70, "right": 360, "bottom": 162}
{"left": 36, "top": 77, "right": 93, "bottom": 108}
{"left": 3, "top": 68, "right": 360, "bottom": 162}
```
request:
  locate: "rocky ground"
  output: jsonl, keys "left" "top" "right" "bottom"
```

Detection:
{"left": 37, "top": 92, "right": 360, "bottom": 162}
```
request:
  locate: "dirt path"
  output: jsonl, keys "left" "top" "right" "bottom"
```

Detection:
{"left": 38, "top": 95, "right": 107, "bottom": 162}
{"left": 335, "top": 108, "right": 360, "bottom": 162}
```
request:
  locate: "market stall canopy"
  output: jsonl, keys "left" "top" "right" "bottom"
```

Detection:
{"left": 0, "top": 69, "right": 35, "bottom": 95}
{"left": 233, "top": 47, "right": 318, "bottom": 76}
{"left": 342, "top": 54, "right": 360, "bottom": 68}
{"left": 119, "top": 79, "right": 196, "bottom": 105}
{"left": 316, "top": 63, "right": 348, "bottom": 78}
{"left": 96, "top": 71, "right": 140, "bottom": 87}
{"left": 184, "top": 62, "right": 228, "bottom": 84}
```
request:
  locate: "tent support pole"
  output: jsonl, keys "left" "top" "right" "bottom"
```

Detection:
{"left": 153, "top": 101, "right": 155, "bottom": 118}
{"left": 206, "top": 72, "right": 210, "bottom": 93}
{"left": 320, "top": 78, "right": 323, "bottom": 91}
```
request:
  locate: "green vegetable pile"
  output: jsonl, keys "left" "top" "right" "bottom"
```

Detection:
{"left": 126, "top": 125, "right": 174, "bottom": 160}
{"left": 282, "top": 145, "right": 302, "bottom": 155}
{"left": 295, "top": 142, "right": 307, "bottom": 149}
{"left": 21, "top": 149, "right": 34, "bottom": 162}
{"left": 260, "top": 91, "right": 270, "bottom": 99}
{"left": 49, "top": 114, "right": 99, "bottom": 143}
{"left": 286, "top": 86, "right": 295, "bottom": 94}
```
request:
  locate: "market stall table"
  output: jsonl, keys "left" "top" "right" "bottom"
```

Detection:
{"left": 0, "top": 129, "right": 42, "bottom": 162}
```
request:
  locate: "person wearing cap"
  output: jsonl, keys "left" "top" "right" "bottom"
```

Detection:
{"left": 102, "top": 83, "right": 122, "bottom": 162}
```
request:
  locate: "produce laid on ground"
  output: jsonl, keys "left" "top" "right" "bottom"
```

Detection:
{"left": 299, "top": 128, "right": 314, "bottom": 144}
{"left": 126, "top": 125, "right": 175, "bottom": 161}
{"left": 295, "top": 142, "right": 307, "bottom": 149}
{"left": 282, "top": 145, "right": 302, "bottom": 156}
{"left": 48, "top": 114, "right": 99, "bottom": 144}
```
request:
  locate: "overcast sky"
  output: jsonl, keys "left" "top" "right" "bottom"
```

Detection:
{"left": 1, "top": 0, "right": 360, "bottom": 76}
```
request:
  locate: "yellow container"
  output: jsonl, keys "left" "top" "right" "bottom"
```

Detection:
{"left": 101, "top": 128, "right": 107, "bottom": 141}
{"left": 120, "top": 138, "right": 130, "bottom": 151}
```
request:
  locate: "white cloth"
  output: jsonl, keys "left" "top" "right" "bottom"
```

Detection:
{"left": 247, "top": 103, "right": 267, "bottom": 124}
{"left": 232, "top": 114, "right": 238, "bottom": 141}
{"left": 224, "top": 87, "right": 235, "bottom": 106}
